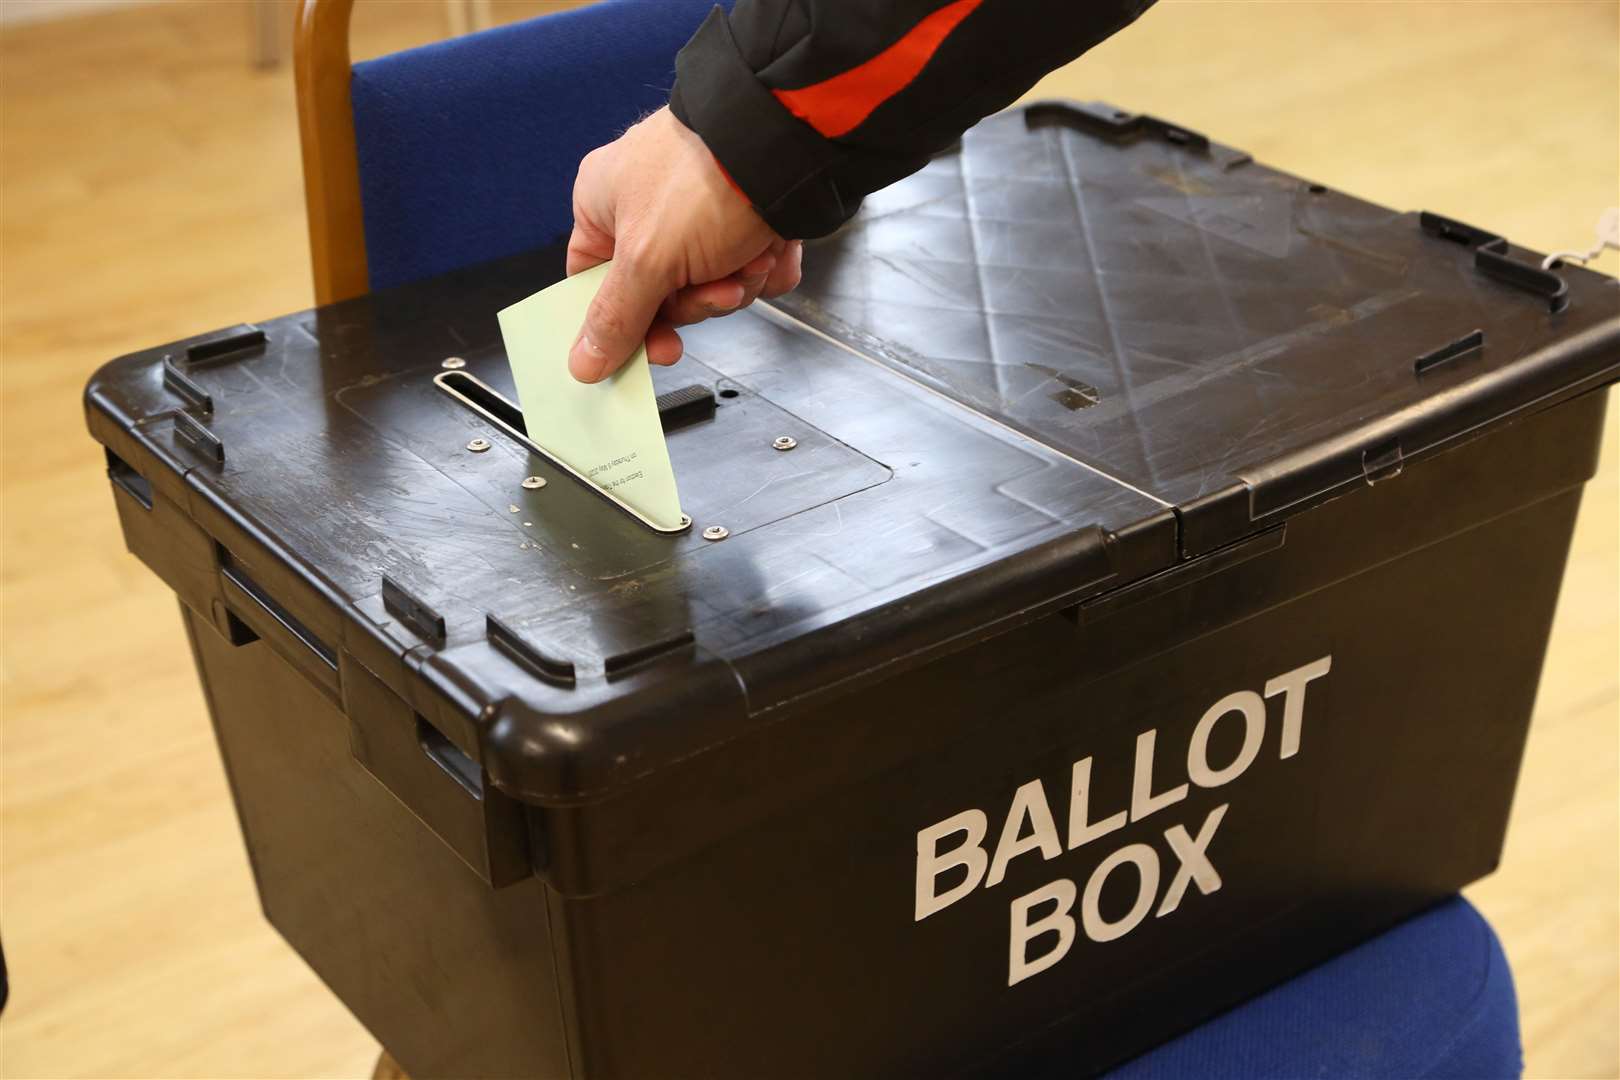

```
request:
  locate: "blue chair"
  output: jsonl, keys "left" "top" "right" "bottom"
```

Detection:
{"left": 294, "top": 0, "right": 730, "bottom": 304}
{"left": 1108, "top": 897, "right": 1520, "bottom": 1079}
{"left": 292, "top": 4, "right": 1524, "bottom": 1077}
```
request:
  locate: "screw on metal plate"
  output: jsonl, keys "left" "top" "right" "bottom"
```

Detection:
{"left": 521, "top": 475, "right": 547, "bottom": 489}
{"left": 466, "top": 437, "right": 491, "bottom": 453}
{"left": 702, "top": 525, "right": 729, "bottom": 541}
{"left": 772, "top": 435, "right": 798, "bottom": 451}
{"left": 441, "top": 356, "right": 467, "bottom": 370}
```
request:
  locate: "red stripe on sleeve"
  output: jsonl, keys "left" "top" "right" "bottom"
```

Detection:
{"left": 771, "top": 0, "right": 984, "bottom": 140}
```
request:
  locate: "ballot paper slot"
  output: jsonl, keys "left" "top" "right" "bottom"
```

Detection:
{"left": 433, "top": 370, "right": 693, "bottom": 535}
{"left": 439, "top": 369, "right": 528, "bottom": 434}
{"left": 436, "top": 369, "right": 716, "bottom": 435}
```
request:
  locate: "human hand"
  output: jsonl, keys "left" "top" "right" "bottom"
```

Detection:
{"left": 566, "top": 106, "right": 804, "bottom": 383}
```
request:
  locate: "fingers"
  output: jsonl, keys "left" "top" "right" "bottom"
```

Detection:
{"left": 646, "top": 320, "right": 684, "bottom": 366}
{"left": 762, "top": 240, "right": 803, "bottom": 299}
{"left": 564, "top": 238, "right": 802, "bottom": 382}
{"left": 660, "top": 277, "right": 747, "bottom": 327}
{"left": 563, "top": 108, "right": 796, "bottom": 382}
{"left": 732, "top": 249, "right": 775, "bottom": 311}
{"left": 566, "top": 150, "right": 616, "bottom": 276}
{"left": 659, "top": 248, "right": 782, "bottom": 327}
{"left": 566, "top": 232, "right": 610, "bottom": 277}
{"left": 569, "top": 256, "right": 671, "bottom": 383}
{"left": 565, "top": 215, "right": 613, "bottom": 276}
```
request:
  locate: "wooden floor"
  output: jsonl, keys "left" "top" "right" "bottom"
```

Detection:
{"left": 1, "top": 1, "right": 1615, "bottom": 1077}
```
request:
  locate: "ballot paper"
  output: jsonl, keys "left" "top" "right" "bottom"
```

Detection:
{"left": 498, "top": 263, "right": 686, "bottom": 531}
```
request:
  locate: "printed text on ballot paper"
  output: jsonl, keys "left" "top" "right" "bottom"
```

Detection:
{"left": 913, "top": 656, "right": 1332, "bottom": 987}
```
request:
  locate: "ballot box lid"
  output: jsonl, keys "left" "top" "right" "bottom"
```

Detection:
{"left": 85, "top": 102, "right": 1619, "bottom": 813}
{"left": 777, "top": 102, "right": 1620, "bottom": 556}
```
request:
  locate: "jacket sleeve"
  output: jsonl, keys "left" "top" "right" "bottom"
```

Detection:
{"left": 668, "top": 0, "right": 1158, "bottom": 239}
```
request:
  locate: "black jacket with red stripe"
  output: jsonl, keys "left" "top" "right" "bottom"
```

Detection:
{"left": 669, "top": 0, "right": 1158, "bottom": 240}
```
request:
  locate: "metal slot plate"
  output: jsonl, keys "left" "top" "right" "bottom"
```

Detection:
{"left": 333, "top": 351, "right": 894, "bottom": 584}
{"left": 435, "top": 369, "right": 693, "bottom": 534}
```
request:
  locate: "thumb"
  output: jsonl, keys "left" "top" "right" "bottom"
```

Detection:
{"left": 569, "top": 258, "right": 668, "bottom": 383}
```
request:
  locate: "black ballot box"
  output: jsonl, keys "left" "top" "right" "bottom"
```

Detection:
{"left": 85, "top": 103, "right": 1618, "bottom": 1079}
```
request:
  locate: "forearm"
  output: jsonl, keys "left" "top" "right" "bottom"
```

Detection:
{"left": 669, "top": 0, "right": 1157, "bottom": 238}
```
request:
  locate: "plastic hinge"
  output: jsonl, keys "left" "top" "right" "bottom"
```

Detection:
{"left": 486, "top": 615, "right": 577, "bottom": 688}
{"left": 185, "top": 324, "right": 268, "bottom": 366}
{"left": 1024, "top": 101, "right": 1210, "bottom": 154}
{"left": 381, "top": 575, "right": 447, "bottom": 647}
{"left": 1360, "top": 439, "right": 1404, "bottom": 485}
{"left": 1074, "top": 525, "right": 1286, "bottom": 625}
{"left": 1415, "top": 329, "right": 1486, "bottom": 375}
{"left": 604, "top": 629, "right": 696, "bottom": 680}
{"left": 161, "top": 355, "right": 213, "bottom": 413}
{"left": 172, "top": 410, "right": 223, "bottom": 466}
{"left": 1419, "top": 212, "right": 1569, "bottom": 312}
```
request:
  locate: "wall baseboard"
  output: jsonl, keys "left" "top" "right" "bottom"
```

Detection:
{"left": 1, "top": 1, "right": 155, "bottom": 28}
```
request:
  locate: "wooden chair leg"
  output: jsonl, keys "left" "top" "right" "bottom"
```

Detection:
{"left": 251, "top": 0, "right": 282, "bottom": 68}
{"left": 444, "top": 0, "right": 470, "bottom": 37}
{"left": 372, "top": 1050, "right": 410, "bottom": 1080}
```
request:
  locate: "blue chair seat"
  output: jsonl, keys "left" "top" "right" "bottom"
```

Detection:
{"left": 351, "top": 0, "right": 727, "bottom": 293}
{"left": 1107, "top": 897, "right": 1520, "bottom": 1078}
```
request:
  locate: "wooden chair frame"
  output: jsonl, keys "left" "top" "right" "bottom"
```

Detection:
{"left": 294, "top": 0, "right": 369, "bottom": 305}
{"left": 294, "top": 6, "right": 397, "bottom": 1061}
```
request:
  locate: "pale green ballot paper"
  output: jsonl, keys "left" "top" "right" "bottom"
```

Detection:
{"left": 497, "top": 263, "right": 686, "bottom": 531}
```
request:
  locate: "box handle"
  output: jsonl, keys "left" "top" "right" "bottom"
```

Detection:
{"left": 417, "top": 714, "right": 482, "bottom": 798}
{"left": 346, "top": 662, "right": 533, "bottom": 887}
{"left": 217, "top": 544, "right": 339, "bottom": 684}
{"left": 105, "top": 449, "right": 153, "bottom": 510}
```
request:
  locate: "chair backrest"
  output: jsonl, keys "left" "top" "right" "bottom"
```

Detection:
{"left": 293, "top": 0, "right": 723, "bottom": 304}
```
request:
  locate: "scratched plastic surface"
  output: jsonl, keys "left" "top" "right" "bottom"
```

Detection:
{"left": 776, "top": 104, "right": 1620, "bottom": 514}
{"left": 84, "top": 102, "right": 1619, "bottom": 801}
{"left": 327, "top": 316, "right": 1164, "bottom": 675}
{"left": 85, "top": 235, "right": 1173, "bottom": 799}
